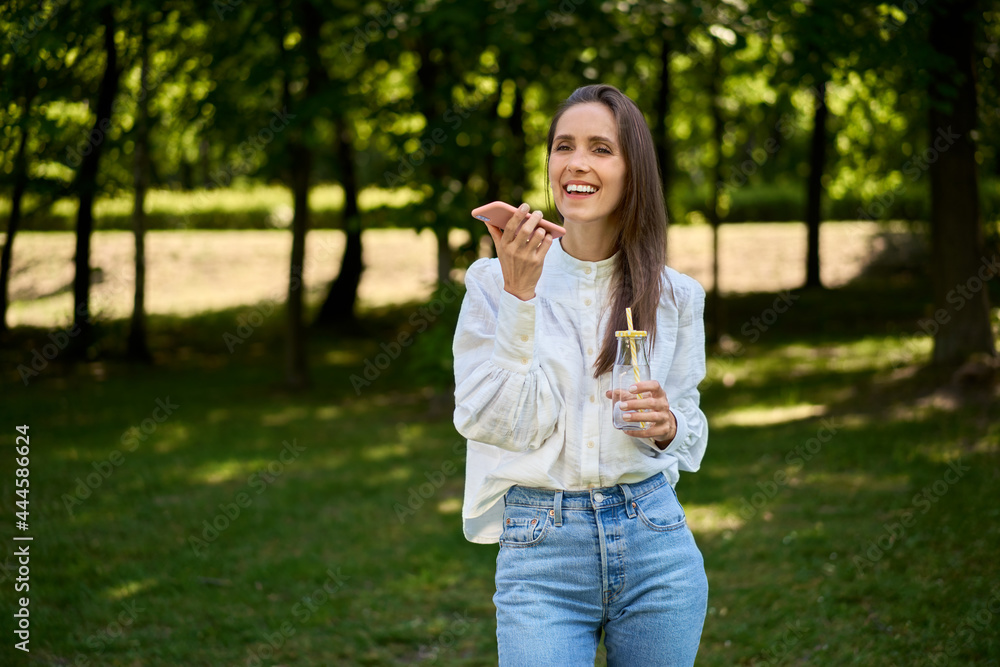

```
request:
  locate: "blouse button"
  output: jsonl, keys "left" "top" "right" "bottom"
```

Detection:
{"left": 520, "top": 334, "right": 529, "bottom": 342}
{"left": 587, "top": 347, "right": 594, "bottom": 355}
{"left": 587, "top": 441, "right": 594, "bottom": 448}
{"left": 585, "top": 267, "right": 592, "bottom": 275}
{"left": 584, "top": 298, "right": 592, "bottom": 306}
{"left": 521, "top": 357, "right": 529, "bottom": 365}
{"left": 589, "top": 395, "right": 595, "bottom": 403}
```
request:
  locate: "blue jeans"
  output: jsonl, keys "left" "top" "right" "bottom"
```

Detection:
{"left": 494, "top": 472, "right": 708, "bottom": 666}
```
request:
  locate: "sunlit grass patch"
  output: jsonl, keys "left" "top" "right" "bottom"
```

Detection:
{"left": 712, "top": 402, "right": 828, "bottom": 427}
{"left": 104, "top": 578, "right": 158, "bottom": 602}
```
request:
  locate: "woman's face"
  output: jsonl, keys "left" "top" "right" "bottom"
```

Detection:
{"left": 548, "top": 102, "right": 626, "bottom": 229}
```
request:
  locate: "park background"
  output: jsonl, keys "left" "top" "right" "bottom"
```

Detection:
{"left": 1, "top": 0, "right": 1000, "bottom": 664}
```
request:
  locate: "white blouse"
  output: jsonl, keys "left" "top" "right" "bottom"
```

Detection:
{"left": 452, "top": 238, "right": 709, "bottom": 544}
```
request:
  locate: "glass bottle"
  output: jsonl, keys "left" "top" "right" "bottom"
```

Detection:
{"left": 612, "top": 330, "right": 650, "bottom": 431}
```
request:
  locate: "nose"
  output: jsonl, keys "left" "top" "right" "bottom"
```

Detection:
{"left": 566, "top": 147, "right": 591, "bottom": 173}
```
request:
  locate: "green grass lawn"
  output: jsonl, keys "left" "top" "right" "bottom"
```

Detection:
{"left": 0, "top": 279, "right": 998, "bottom": 666}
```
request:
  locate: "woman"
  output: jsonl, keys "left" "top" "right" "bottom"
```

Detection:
{"left": 452, "top": 84, "right": 709, "bottom": 666}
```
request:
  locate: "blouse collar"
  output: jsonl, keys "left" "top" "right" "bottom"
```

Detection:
{"left": 551, "top": 237, "right": 618, "bottom": 279}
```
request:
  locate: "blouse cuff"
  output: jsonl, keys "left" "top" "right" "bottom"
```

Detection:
{"left": 636, "top": 408, "right": 689, "bottom": 454}
{"left": 662, "top": 408, "right": 690, "bottom": 456}
{"left": 489, "top": 289, "right": 537, "bottom": 373}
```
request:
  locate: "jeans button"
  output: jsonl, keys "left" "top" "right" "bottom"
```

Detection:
{"left": 593, "top": 492, "right": 605, "bottom": 503}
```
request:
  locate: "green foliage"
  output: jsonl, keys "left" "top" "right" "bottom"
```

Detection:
{"left": 0, "top": 184, "right": 425, "bottom": 230}
{"left": 393, "top": 282, "right": 466, "bottom": 392}
{"left": 671, "top": 179, "right": 1000, "bottom": 225}
{"left": 4, "top": 0, "right": 1000, "bottom": 245}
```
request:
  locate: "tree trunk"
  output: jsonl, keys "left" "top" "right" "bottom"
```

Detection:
{"left": 286, "top": 144, "right": 311, "bottom": 390}
{"left": 413, "top": 44, "right": 453, "bottom": 287}
{"left": 127, "top": 16, "right": 152, "bottom": 362}
{"left": 707, "top": 40, "right": 725, "bottom": 343}
{"left": 435, "top": 225, "right": 452, "bottom": 285}
{"left": 804, "top": 79, "right": 827, "bottom": 289}
{"left": 477, "top": 90, "right": 500, "bottom": 261}
{"left": 430, "top": 159, "right": 452, "bottom": 283}
{"left": 314, "top": 117, "right": 363, "bottom": 328}
{"left": 199, "top": 139, "right": 211, "bottom": 189}
{"left": 928, "top": 0, "right": 995, "bottom": 365}
{"left": 507, "top": 83, "right": 527, "bottom": 206}
{"left": 654, "top": 31, "right": 675, "bottom": 234}
{"left": 71, "top": 5, "right": 120, "bottom": 358}
{"left": 283, "top": 0, "right": 331, "bottom": 389}
{"left": 0, "top": 112, "right": 31, "bottom": 334}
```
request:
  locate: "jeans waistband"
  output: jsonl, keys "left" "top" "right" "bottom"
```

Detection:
{"left": 504, "top": 472, "right": 669, "bottom": 511}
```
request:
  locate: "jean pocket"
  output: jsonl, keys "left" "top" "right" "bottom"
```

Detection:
{"left": 633, "top": 483, "right": 687, "bottom": 532}
{"left": 499, "top": 504, "right": 552, "bottom": 548}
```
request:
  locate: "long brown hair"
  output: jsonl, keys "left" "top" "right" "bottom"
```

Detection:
{"left": 544, "top": 84, "right": 669, "bottom": 378}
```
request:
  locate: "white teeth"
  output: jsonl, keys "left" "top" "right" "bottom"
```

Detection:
{"left": 566, "top": 184, "right": 597, "bottom": 194}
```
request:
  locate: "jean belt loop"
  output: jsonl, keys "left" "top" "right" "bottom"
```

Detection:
{"left": 553, "top": 490, "right": 564, "bottom": 527}
{"left": 620, "top": 482, "right": 637, "bottom": 519}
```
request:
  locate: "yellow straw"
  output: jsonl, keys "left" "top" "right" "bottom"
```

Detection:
{"left": 625, "top": 308, "right": 646, "bottom": 428}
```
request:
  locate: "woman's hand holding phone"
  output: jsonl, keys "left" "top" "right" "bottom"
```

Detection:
{"left": 483, "top": 202, "right": 554, "bottom": 302}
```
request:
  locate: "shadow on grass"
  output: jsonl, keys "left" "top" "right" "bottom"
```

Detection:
{"left": 0, "top": 278, "right": 997, "bottom": 665}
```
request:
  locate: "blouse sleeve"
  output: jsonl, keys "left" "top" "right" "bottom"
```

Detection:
{"left": 451, "top": 259, "right": 562, "bottom": 452}
{"left": 646, "top": 276, "right": 709, "bottom": 471}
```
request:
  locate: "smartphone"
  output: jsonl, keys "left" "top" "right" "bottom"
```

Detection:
{"left": 471, "top": 201, "right": 567, "bottom": 239}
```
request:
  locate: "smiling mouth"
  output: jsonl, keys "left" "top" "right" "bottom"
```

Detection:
{"left": 564, "top": 184, "right": 599, "bottom": 196}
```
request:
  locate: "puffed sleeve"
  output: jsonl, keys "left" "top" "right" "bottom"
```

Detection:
{"left": 452, "top": 258, "right": 562, "bottom": 452}
{"left": 639, "top": 275, "right": 709, "bottom": 470}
